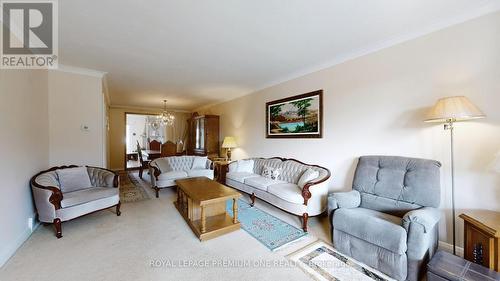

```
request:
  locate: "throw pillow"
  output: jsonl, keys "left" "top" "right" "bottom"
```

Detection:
{"left": 298, "top": 168, "right": 320, "bottom": 188}
{"left": 228, "top": 162, "right": 237, "bottom": 173}
{"left": 236, "top": 159, "right": 254, "bottom": 173}
{"left": 262, "top": 165, "right": 273, "bottom": 178}
{"left": 262, "top": 165, "right": 282, "bottom": 180}
{"left": 56, "top": 167, "right": 92, "bottom": 193}
{"left": 191, "top": 156, "right": 208, "bottom": 170}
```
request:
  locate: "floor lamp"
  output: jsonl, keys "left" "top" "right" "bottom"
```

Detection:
{"left": 424, "top": 96, "right": 485, "bottom": 255}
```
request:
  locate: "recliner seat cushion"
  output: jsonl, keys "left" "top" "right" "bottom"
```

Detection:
{"left": 226, "top": 172, "right": 259, "bottom": 183}
{"left": 332, "top": 207, "right": 407, "bottom": 254}
{"left": 244, "top": 176, "right": 285, "bottom": 191}
{"left": 61, "top": 187, "right": 118, "bottom": 208}
{"left": 267, "top": 183, "right": 304, "bottom": 204}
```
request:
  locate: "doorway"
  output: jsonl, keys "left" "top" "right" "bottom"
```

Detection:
{"left": 125, "top": 113, "right": 165, "bottom": 170}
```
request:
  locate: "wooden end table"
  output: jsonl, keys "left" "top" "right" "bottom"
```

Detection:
{"left": 459, "top": 210, "right": 500, "bottom": 271}
{"left": 175, "top": 177, "right": 241, "bottom": 241}
{"left": 213, "top": 160, "right": 230, "bottom": 184}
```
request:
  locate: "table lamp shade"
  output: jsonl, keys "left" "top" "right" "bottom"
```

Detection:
{"left": 222, "top": 136, "right": 237, "bottom": 148}
{"left": 424, "top": 96, "right": 485, "bottom": 123}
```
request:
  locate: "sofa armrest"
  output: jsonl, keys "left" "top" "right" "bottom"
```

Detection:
{"left": 149, "top": 164, "right": 161, "bottom": 187}
{"left": 31, "top": 186, "right": 59, "bottom": 222}
{"left": 402, "top": 207, "right": 440, "bottom": 233}
{"left": 206, "top": 159, "right": 213, "bottom": 170}
{"left": 301, "top": 167, "right": 331, "bottom": 206}
{"left": 327, "top": 190, "right": 361, "bottom": 216}
{"left": 31, "top": 183, "right": 63, "bottom": 211}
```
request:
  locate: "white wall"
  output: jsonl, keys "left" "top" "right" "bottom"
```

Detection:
{"left": 198, "top": 12, "right": 500, "bottom": 247}
{"left": 0, "top": 70, "right": 49, "bottom": 267}
{"left": 48, "top": 70, "right": 105, "bottom": 167}
{"left": 0, "top": 68, "right": 107, "bottom": 267}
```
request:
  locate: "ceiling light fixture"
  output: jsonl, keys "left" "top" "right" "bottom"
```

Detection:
{"left": 157, "top": 99, "right": 175, "bottom": 126}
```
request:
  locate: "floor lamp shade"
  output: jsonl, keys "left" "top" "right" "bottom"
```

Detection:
{"left": 424, "top": 95, "right": 485, "bottom": 256}
{"left": 424, "top": 96, "right": 485, "bottom": 122}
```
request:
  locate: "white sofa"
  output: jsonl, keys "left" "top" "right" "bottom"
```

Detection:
{"left": 149, "top": 156, "right": 214, "bottom": 198}
{"left": 31, "top": 165, "right": 120, "bottom": 238}
{"left": 225, "top": 157, "right": 330, "bottom": 231}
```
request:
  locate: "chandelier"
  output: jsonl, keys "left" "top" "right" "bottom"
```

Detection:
{"left": 157, "top": 99, "right": 175, "bottom": 126}
{"left": 150, "top": 100, "right": 175, "bottom": 128}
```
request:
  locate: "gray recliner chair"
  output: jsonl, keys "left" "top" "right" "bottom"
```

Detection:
{"left": 328, "top": 156, "right": 441, "bottom": 281}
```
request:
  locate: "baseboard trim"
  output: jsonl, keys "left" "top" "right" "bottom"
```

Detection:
{"left": 438, "top": 241, "right": 464, "bottom": 257}
{"left": 0, "top": 221, "right": 40, "bottom": 268}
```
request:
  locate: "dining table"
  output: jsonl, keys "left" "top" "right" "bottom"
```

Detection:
{"left": 143, "top": 149, "right": 161, "bottom": 160}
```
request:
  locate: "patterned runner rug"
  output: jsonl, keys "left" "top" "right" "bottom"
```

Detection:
{"left": 119, "top": 171, "right": 151, "bottom": 203}
{"left": 287, "top": 240, "right": 396, "bottom": 281}
{"left": 226, "top": 199, "right": 308, "bottom": 251}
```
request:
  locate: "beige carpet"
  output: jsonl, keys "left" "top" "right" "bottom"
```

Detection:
{"left": 0, "top": 173, "right": 332, "bottom": 281}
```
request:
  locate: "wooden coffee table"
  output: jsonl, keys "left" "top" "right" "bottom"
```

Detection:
{"left": 174, "top": 177, "right": 241, "bottom": 241}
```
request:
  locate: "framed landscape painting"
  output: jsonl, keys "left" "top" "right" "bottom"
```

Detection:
{"left": 266, "top": 90, "right": 323, "bottom": 138}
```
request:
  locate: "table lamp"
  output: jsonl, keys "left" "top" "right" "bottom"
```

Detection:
{"left": 222, "top": 136, "right": 237, "bottom": 161}
{"left": 424, "top": 96, "right": 485, "bottom": 255}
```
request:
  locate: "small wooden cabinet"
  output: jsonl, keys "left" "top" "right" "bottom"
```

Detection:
{"left": 459, "top": 210, "right": 500, "bottom": 271}
{"left": 187, "top": 113, "right": 220, "bottom": 158}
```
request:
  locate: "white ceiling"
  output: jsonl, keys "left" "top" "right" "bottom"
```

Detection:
{"left": 59, "top": 0, "right": 500, "bottom": 111}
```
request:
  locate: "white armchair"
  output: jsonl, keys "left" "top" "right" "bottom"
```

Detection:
{"left": 31, "top": 165, "right": 121, "bottom": 238}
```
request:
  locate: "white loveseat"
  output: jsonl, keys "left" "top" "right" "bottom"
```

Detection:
{"left": 149, "top": 156, "right": 214, "bottom": 198}
{"left": 225, "top": 157, "right": 330, "bottom": 231}
{"left": 31, "top": 165, "right": 120, "bottom": 238}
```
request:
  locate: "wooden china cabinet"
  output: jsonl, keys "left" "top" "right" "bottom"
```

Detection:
{"left": 187, "top": 113, "right": 220, "bottom": 158}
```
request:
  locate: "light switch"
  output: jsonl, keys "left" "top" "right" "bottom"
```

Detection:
{"left": 81, "top": 125, "right": 90, "bottom": 131}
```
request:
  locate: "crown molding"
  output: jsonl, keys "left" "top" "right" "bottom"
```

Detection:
{"left": 53, "top": 64, "right": 107, "bottom": 78}
{"left": 109, "top": 104, "right": 191, "bottom": 113}
{"left": 248, "top": 3, "right": 500, "bottom": 98}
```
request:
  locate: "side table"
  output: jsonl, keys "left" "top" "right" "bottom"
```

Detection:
{"left": 213, "top": 160, "right": 230, "bottom": 184}
{"left": 459, "top": 210, "right": 500, "bottom": 271}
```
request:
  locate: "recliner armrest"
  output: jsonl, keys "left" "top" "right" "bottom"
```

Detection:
{"left": 402, "top": 207, "right": 440, "bottom": 233}
{"left": 327, "top": 190, "right": 361, "bottom": 216}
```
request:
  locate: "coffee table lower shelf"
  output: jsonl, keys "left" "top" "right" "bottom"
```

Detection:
{"left": 174, "top": 201, "right": 240, "bottom": 241}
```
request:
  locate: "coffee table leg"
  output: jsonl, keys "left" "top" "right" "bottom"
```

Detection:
{"left": 201, "top": 206, "right": 206, "bottom": 233}
{"left": 233, "top": 198, "right": 238, "bottom": 224}
{"left": 176, "top": 187, "right": 180, "bottom": 205}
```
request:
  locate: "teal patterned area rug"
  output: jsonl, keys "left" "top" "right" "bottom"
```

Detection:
{"left": 225, "top": 199, "right": 307, "bottom": 251}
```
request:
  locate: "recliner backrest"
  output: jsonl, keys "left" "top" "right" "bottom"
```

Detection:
{"left": 353, "top": 156, "right": 441, "bottom": 216}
